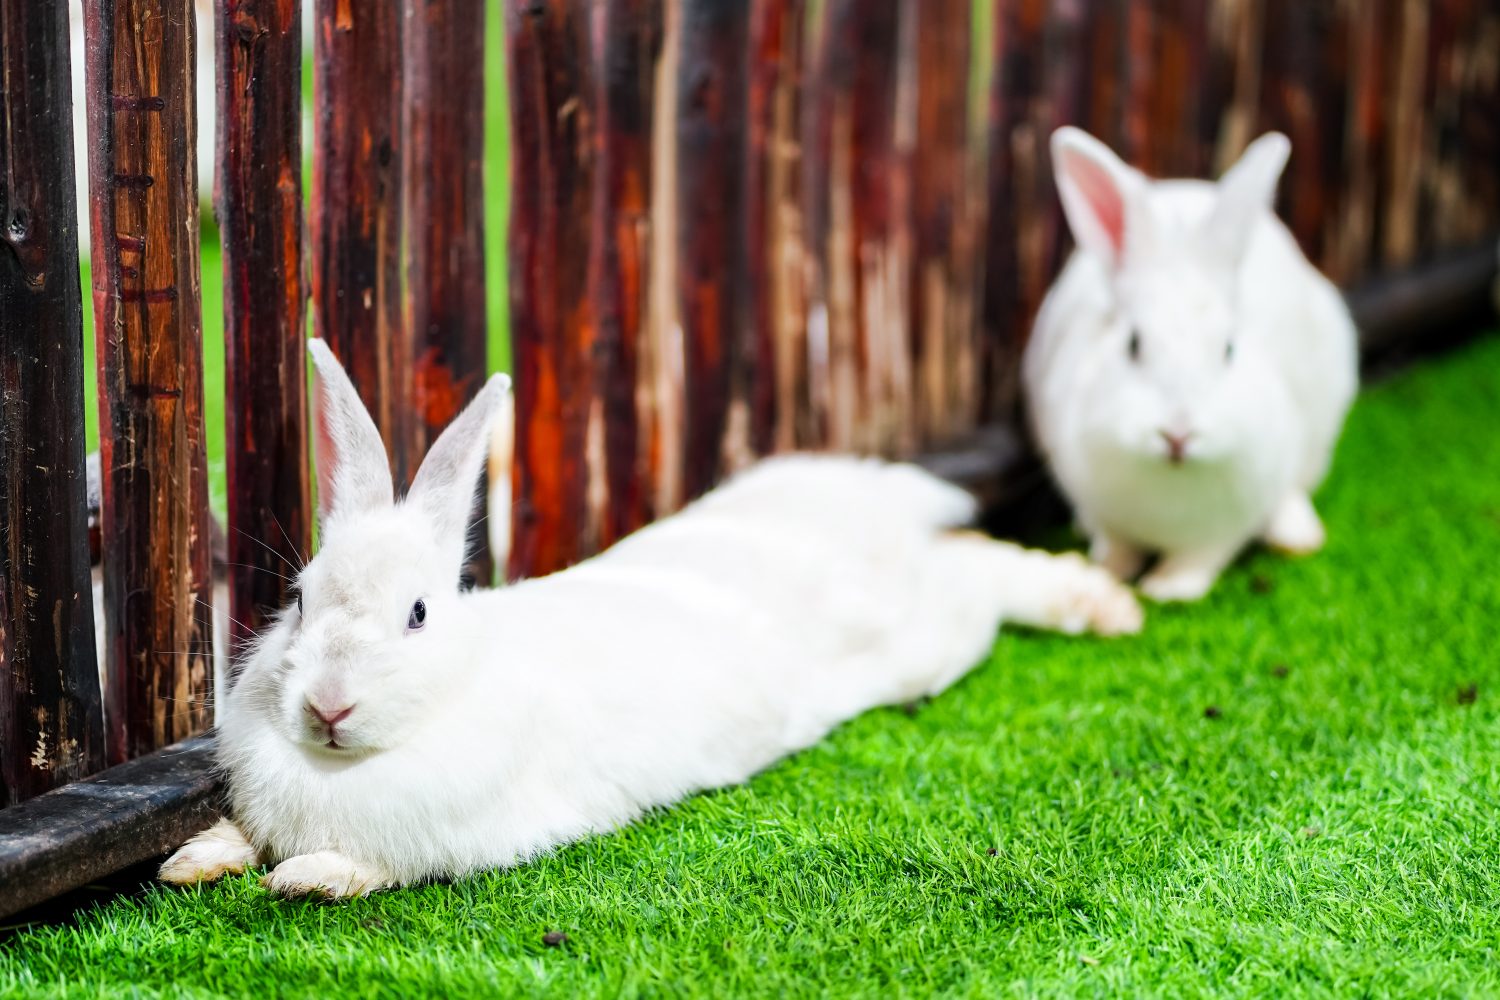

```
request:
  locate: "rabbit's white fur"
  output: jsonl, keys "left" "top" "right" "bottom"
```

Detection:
{"left": 162, "top": 339, "right": 1142, "bottom": 898}
{"left": 1023, "top": 127, "right": 1358, "bottom": 601}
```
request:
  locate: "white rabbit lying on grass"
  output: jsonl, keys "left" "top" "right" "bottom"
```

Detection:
{"left": 161, "top": 339, "right": 1141, "bottom": 899}
{"left": 1023, "top": 127, "right": 1358, "bottom": 602}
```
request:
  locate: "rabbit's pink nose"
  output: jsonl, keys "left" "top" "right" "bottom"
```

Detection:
{"left": 1159, "top": 429, "right": 1193, "bottom": 464}
{"left": 307, "top": 702, "right": 355, "bottom": 728}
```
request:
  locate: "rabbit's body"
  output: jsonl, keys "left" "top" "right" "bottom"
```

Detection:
{"left": 164, "top": 343, "right": 1141, "bottom": 898}
{"left": 222, "top": 458, "right": 1055, "bottom": 886}
{"left": 1024, "top": 131, "right": 1357, "bottom": 600}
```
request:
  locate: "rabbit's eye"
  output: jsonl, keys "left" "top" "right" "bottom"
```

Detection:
{"left": 407, "top": 599, "right": 427, "bottom": 631}
{"left": 1127, "top": 331, "right": 1141, "bottom": 362}
{"left": 295, "top": 591, "right": 303, "bottom": 615}
{"left": 1225, "top": 341, "right": 1234, "bottom": 363}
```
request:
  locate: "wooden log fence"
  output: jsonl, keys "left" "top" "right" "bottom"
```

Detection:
{"left": 2, "top": 0, "right": 1499, "bottom": 917}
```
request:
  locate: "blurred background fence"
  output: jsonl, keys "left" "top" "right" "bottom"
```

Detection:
{"left": 507, "top": 0, "right": 1500, "bottom": 577}
{"left": 1, "top": 0, "right": 1498, "bottom": 913}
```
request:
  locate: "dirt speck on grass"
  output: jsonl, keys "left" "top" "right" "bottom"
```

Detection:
{"left": 1251, "top": 574, "right": 1274, "bottom": 594}
{"left": 1271, "top": 663, "right": 1290, "bottom": 678}
{"left": 1078, "top": 954, "right": 1100, "bottom": 967}
{"left": 543, "top": 931, "right": 569, "bottom": 948}
{"left": 1203, "top": 705, "right": 1222, "bottom": 719}
{"left": 1459, "top": 683, "right": 1479, "bottom": 706}
{"left": 986, "top": 847, "right": 998, "bottom": 857}
{"left": 1301, "top": 826, "right": 1322, "bottom": 839}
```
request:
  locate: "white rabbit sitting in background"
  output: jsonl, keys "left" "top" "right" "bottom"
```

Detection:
{"left": 1023, "top": 127, "right": 1358, "bottom": 602}
{"left": 161, "top": 339, "right": 1141, "bottom": 899}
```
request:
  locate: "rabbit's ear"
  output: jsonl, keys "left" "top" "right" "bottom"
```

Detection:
{"left": 408, "top": 373, "right": 512, "bottom": 548}
{"left": 1051, "top": 126, "right": 1152, "bottom": 270}
{"left": 486, "top": 387, "right": 515, "bottom": 583}
{"left": 1202, "top": 132, "right": 1290, "bottom": 268}
{"left": 307, "top": 339, "right": 395, "bottom": 522}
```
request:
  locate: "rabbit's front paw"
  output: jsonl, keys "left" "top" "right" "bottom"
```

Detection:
{"left": 160, "top": 819, "right": 260, "bottom": 885}
{"left": 1140, "top": 566, "right": 1217, "bottom": 602}
{"left": 262, "top": 851, "right": 392, "bottom": 900}
{"left": 1263, "top": 492, "right": 1325, "bottom": 555}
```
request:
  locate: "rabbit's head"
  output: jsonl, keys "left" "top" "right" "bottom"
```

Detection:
{"left": 231, "top": 340, "right": 509, "bottom": 757}
{"left": 1049, "top": 126, "right": 1291, "bottom": 466}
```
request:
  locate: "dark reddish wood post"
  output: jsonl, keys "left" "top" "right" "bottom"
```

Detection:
{"left": 506, "top": 0, "right": 595, "bottom": 578}
{"left": 217, "top": 0, "right": 311, "bottom": 664}
{"left": 980, "top": 0, "right": 1039, "bottom": 424}
{"left": 806, "top": 0, "right": 911, "bottom": 453}
{"left": 1259, "top": 0, "right": 1338, "bottom": 264}
{"left": 311, "top": 0, "right": 409, "bottom": 482}
{"left": 1141, "top": 0, "right": 1209, "bottom": 179}
{"left": 798, "top": 5, "right": 834, "bottom": 449}
{"left": 83, "top": 0, "right": 215, "bottom": 763}
{"left": 746, "top": 0, "right": 808, "bottom": 453}
{"left": 404, "top": 0, "right": 491, "bottom": 583}
{"left": 676, "top": 0, "right": 750, "bottom": 499}
{"left": 910, "top": 0, "right": 976, "bottom": 445}
{"left": 1325, "top": 0, "right": 1386, "bottom": 284}
{"left": 0, "top": 0, "right": 106, "bottom": 804}
{"left": 1450, "top": 3, "right": 1500, "bottom": 251}
{"left": 590, "top": 0, "right": 663, "bottom": 546}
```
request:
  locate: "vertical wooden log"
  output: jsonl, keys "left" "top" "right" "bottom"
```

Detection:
{"left": 1144, "top": 0, "right": 1209, "bottom": 178}
{"left": 1419, "top": 0, "right": 1465, "bottom": 252}
{"left": 311, "top": 0, "right": 408, "bottom": 482}
{"left": 814, "top": 0, "right": 910, "bottom": 454}
{"left": 743, "top": 0, "right": 801, "bottom": 456}
{"left": 1327, "top": 0, "right": 1387, "bottom": 284}
{"left": 1260, "top": 0, "right": 1338, "bottom": 261}
{"left": 798, "top": 4, "right": 834, "bottom": 448}
{"left": 506, "top": 0, "right": 594, "bottom": 579}
{"left": 1034, "top": 1, "right": 1088, "bottom": 308}
{"left": 980, "top": 0, "right": 1092, "bottom": 424}
{"left": 910, "top": 0, "right": 975, "bottom": 445}
{"left": 642, "top": 0, "right": 685, "bottom": 514}
{"left": 676, "top": 0, "right": 750, "bottom": 498}
{"left": 1207, "top": 0, "right": 1264, "bottom": 174}
{"left": 83, "top": 0, "right": 214, "bottom": 763}
{"left": 404, "top": 0, "right": 490, "bottom": 583}
{"left": 1452, "top": 4, "right": 1500, "bottom": 245}
{"left": 0, "top": 0, "right": 106, "bottom": 804}
{"left": 746, "top": 0, "right": 808, "bottom": 454}
{"left": 1382, "top": 0, "right": 1429, "bottom": 269}
{"left": 590, "top": 0, "right": 662, "bottom": 547}
{"left": 1080, "top": 0, "right": 1124, "bottom": 154}
{"left": 217, "top": 0, "right": 311, "bottom": 665}
{"left": 980, "top": 0, "right": 1035, "bottom": 425}
{"left": 1118, "top": 0, "right": 1152, "bottom": 169}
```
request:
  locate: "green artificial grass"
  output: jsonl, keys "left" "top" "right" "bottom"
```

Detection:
{"left": 3, "top": 332, "right": 1496, "bottom": 997}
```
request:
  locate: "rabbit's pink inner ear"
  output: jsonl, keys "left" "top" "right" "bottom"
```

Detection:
{"left": 1068, "top": 153, "right": 1128, "bottom": 257}
{"left": 313, "top": 376, "right": 340, "bottom": 519}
